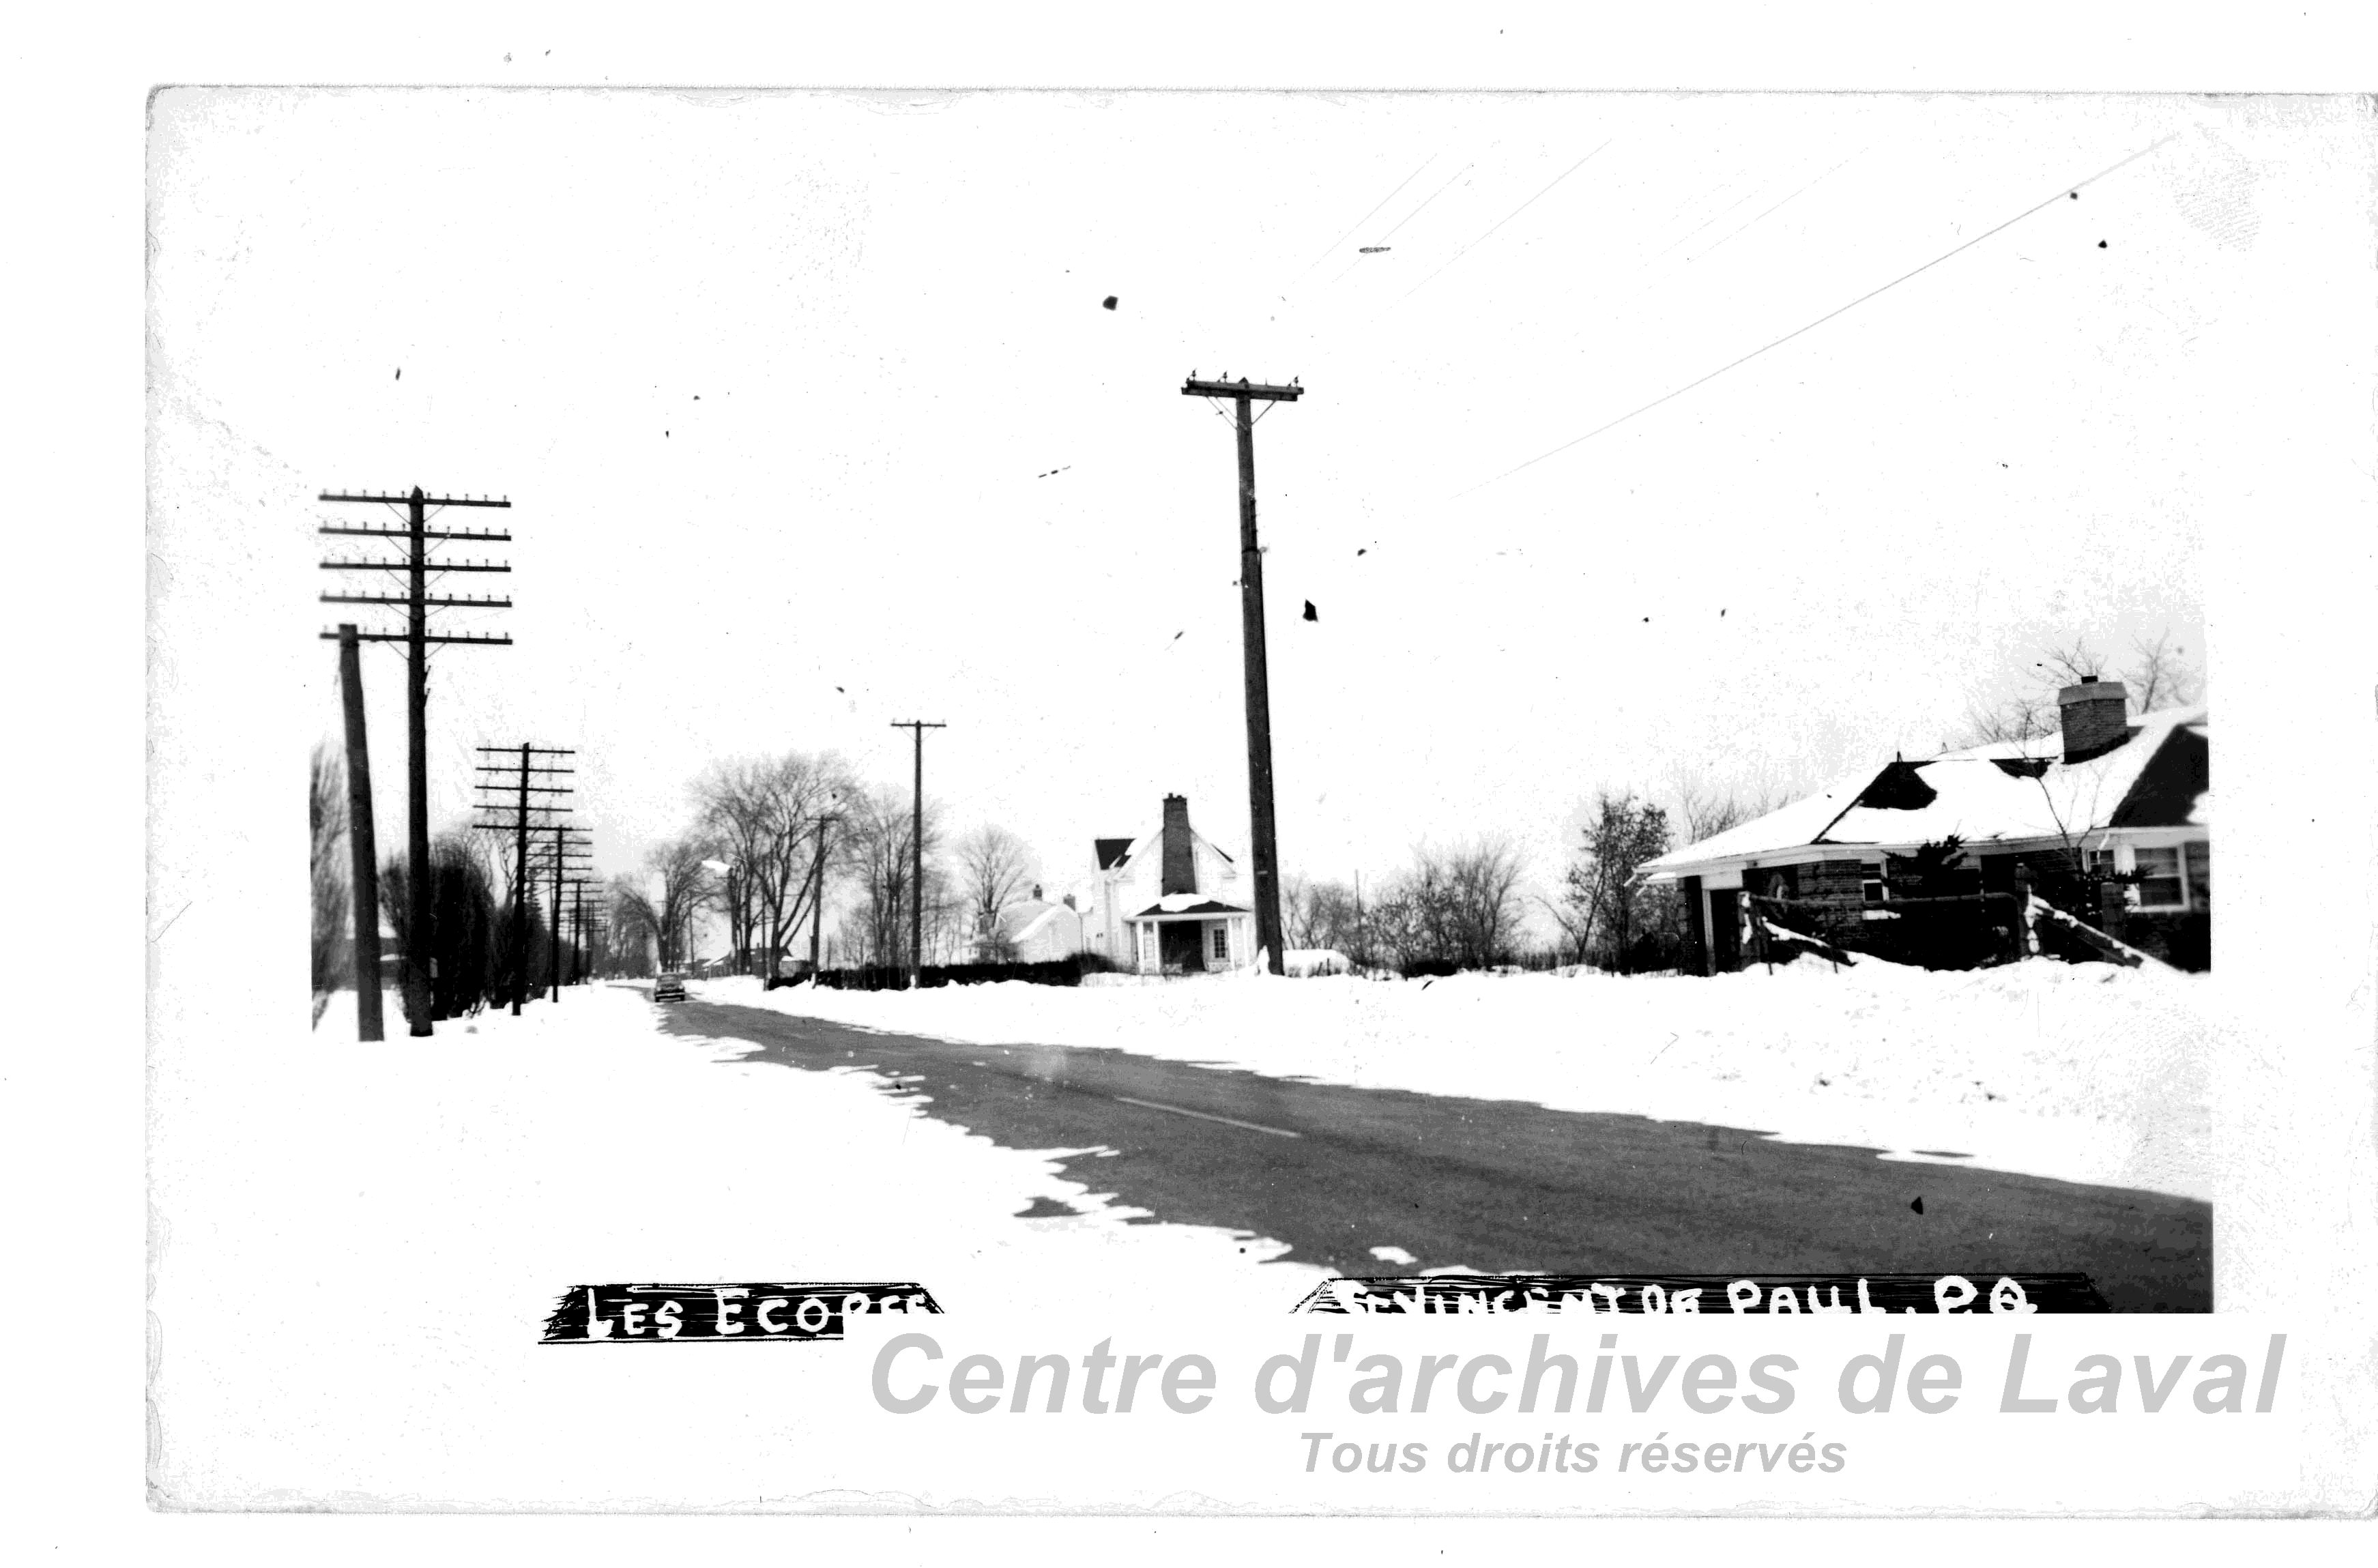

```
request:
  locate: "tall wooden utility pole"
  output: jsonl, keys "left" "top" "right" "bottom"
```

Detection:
{"left": 570, "top": 880, "right": 587, "bottom": 985}
{"left": 806, "top": 809, "right": 839, "bottom": 979}
{"left": 888, "top": 721, "right": 946, "bottom": 989}
{"left": 320, "top": 487, "right": 512, "bottom": 1035}
{"left": 334, "top": 625, "right": 384, "bottom": 1042}
{"left": 1180, "top": 376, "right": 1303, "bottom": 974}
{"left": 529, "top": 827, "right": 594, "bottom": 1002}
{"left": 472, "top": 744, "right": 575, "bottom": 1014}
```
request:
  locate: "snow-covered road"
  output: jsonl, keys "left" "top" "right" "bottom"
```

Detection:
{"left": 696, "top": 956, "right": 2212, "bottom": 1202}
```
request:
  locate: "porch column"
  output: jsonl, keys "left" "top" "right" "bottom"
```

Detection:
{"left": 1680, "top": 875, "right": 1707, "bottom": 976}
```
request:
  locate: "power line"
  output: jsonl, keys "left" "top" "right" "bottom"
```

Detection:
{"left": 1391, "top": 141, "right": 1610, "bottom": 307}
{"left": 1376, "top": 161, "right": 1474, "bottom": 244}
{"left": 1300, "top": 147, "right": 1439, "bottom": 272}
{"left": 1458, "top": 134, "right": 2177, "bottom": 496}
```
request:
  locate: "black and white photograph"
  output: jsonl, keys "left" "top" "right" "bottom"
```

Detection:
{"left": 133, "top": 72, "right": 2374, "bottom": 1518}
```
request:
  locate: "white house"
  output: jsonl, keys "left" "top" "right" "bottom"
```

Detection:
{"left": 1082, "top": 794, "right": 1256, "bottom": 975}
{"left": 974, "top": 886, "right": 1086, "bottom": 964}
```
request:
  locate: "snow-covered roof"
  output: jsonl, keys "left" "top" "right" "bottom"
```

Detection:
{"left": 1002, "top": 903, "right": 1078, "bottom": 944}
{"left": 989, "top": 901, "right": 1048, "bottom": 941}
{"left": 1132, "top": 894, "right": 1247, "bottom": 918}
{"left": 1645, "top": 704, "right": 2208, "bottom": 876}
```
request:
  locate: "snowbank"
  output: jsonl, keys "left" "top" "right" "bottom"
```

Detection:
{"left": 697, "top": 959, "right": 2213, "bottom": 1201}
{"left": 151, "top": 983, "right": 1327, "bottom": 1505}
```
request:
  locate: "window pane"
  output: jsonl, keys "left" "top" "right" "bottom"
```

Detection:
{"left": 2136, "top": 845, "right": 2184, "bottom": 908}
{"left": 2184, "top": 841, "right": 2209, "bottom": 910}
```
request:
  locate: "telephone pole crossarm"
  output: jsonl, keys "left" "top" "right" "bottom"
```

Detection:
{"left": 1183, "top": 379, "right": 1303, "bottom": 402}
{"left": 320, "top": 491, "right": 511, "bottom": 508}
{"left": 322, "top": 593, "right": 514, "bottom": 609}
{"left": 319, "top": 558, "right": 513, "bottom": 572}
{"left": 319, "top": 525, "right": 514, "bottom": 542}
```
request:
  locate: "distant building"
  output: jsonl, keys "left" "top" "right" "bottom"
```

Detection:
{"left": 972, "top": 884, "right": 1086, "bottom": 965}
{"left": 1082, "top": 794, "right": 1256, "bottom": 974}
{"left": 1644, "top": 680, "right": 2209, "bottom": 972}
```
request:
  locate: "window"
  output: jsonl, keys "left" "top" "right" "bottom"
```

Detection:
{"left": 1861, "top": 865, "right": 1887, "bottom": 905}
{"left": 2134, "top": 845, "right": 2185, "bottom": 910}
{"left": 2184, "top": 841, "right": 2209, "bottom": 910}
{"left": 1210, "top": 924, "right": 1229, "bottom": 962}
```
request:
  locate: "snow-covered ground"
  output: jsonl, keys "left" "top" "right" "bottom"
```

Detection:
{"left": 149, "top": 983, "right": 1327, "bottom": 1504}
{"left": 694, "top": 957, "right": 2213, "bottom": 1202}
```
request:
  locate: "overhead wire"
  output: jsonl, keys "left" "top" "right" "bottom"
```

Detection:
{"left": 1298, "top": 147, "right": 1441, "bottom": 274}
{"left": 1455, "top": 134, "right": 2178, "bottom": 497}
{"left": 1309, "top": 160, "right": 1476, "bottom": 294}
{"left": 1389, "top": 141, "right": 1612, "bottom": 308}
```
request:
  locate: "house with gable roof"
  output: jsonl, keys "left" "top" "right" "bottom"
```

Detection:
{"left": 1644, "top": 678, "right": 2209, "bottom": 972}
{"left": 1079, "top": 794, "right": 1256, "bottom": 974}
{"left": 971, "top": 885, "right": 1086, "bottom": 964}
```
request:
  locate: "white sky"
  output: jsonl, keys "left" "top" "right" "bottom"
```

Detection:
{"left": 151, "top": 89, "right": 2248, "bottom": 934}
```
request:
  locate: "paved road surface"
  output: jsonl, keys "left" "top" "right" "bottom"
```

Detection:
{"left": 658, "top": 991, "right": 2210, "bottom": 1311}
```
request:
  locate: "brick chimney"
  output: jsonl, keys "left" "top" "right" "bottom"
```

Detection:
{"left": 1159, "top": 794, "right": 1196, "bottom": 895}
{"left": 2057, "top": 677, "right": 2131, "bottom": 763}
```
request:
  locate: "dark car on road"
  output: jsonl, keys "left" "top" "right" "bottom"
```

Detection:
{"left": 652, "top": 972, "right": 688, "bottom": 1002}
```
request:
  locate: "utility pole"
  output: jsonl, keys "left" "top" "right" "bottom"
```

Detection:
{"left": 321, "top": 487, "right": 512, "bottom": 1035}
{"left": 888, "top": 722, "right": 946, "bottom": 989}
{"left": 807, "top": 812, "right": 835, "bottom": 978}
{"left": 549, "top": 829, "right": 565, "bottom": 1000}
{"left": 528, "top": 826, "right": 595, "bottom": 1002}
{"left": 1180, "top": 376, "right": 1303, "bottom": 974}
{"left": 471, "top": 745, "right": 574, "bottom": 1014}
{"left": 334, "top": 626, "right": 384, "bottom": 1041}
{"left": 1354, "top": 869, "right": 1364, "bottom": 974}
{"left": 570, "top": 880, "right": 585, "bottom": 985}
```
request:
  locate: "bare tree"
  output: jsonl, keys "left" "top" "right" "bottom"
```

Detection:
{"left": 645, "top": 838, "right": 711, "bottom": 970}
{"left": 608, "top": 875, "right": 661, "bottom": 977}
{"left": 1284, "top": 875, "right": 1361, "bottom": 955}
{"left": 1444, "top": 836, "right": 1526, "bottom": 967}
{"left": 2036, "top": 636, "right": 2107, "bottom": 687}
{"left": 1356, "top": 838, "right": 1525, "bottom": 972}
{"left": 957, "top": 824, "right": 1034, "bottom": 948}
{"left": 1952, "top": 628, "right": 2204, "bottom": 749}
{"left": 837, "top": 783, "right": 944, "bottom": 970}
{"left": 2123, "top": 630, "right": 2203, "bottom": 714}
{"left": 1954, "top": 691, "right": 2059, "bottom": 747}
{"left": 310, "top": 742, "right": 347, "bottom": 1025}
{"left": 1674, "top": 776, "right": 1786, "bottom": 846}
{"left": 692, "top": 751, "right": 850, "bottom": 976}
{"left": 691, "top": 757, "right": 768, "bottom": 971}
